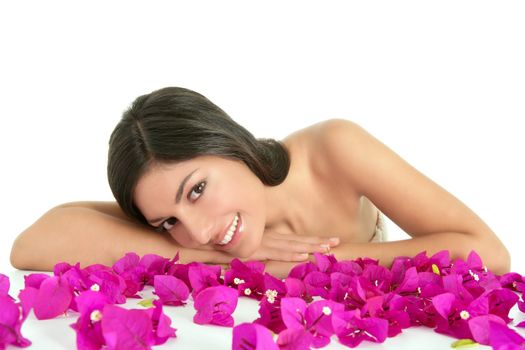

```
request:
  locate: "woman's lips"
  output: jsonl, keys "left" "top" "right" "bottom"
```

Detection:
{"left": 216, "top": 213, "right": 243, "bottom": 250}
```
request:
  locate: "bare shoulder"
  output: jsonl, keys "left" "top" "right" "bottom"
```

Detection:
{"left": 56, "top": 201, "right": 130, "bottom": 221}
{"left": 282, "top": 119, "right": 362, "bottom": 177}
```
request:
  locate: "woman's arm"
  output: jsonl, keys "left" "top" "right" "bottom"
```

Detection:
{"left": 10, "top": 202, "right": 233, "bottom": 271}
{"left": 315, "top": 119, "right": 511, "bottom": 274}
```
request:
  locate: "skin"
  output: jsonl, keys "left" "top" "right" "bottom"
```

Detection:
{"left": 10, "top": 119, "right": 511, "bottom": 277}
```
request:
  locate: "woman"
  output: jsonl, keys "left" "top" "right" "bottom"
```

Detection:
{"left": 10, "top": 87, "right": 510, "bottom": 277}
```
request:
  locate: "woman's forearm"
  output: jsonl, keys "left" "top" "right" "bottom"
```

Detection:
{"left": 10, "top": 206, "right": 232, "bottom": 271}
{"left": 331, "top": 231, "right": 511, "bottom": 275}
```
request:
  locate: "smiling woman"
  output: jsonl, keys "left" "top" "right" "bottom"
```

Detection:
{"left": 9, "top": 87, "right": 511, "bottom": 277}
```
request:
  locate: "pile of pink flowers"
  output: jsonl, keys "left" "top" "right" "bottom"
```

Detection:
{"left": 1, "top": 250, "right": 524, "bottom": 349}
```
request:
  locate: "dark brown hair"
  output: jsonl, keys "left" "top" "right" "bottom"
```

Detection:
{"left": 107, "top": 87, "right": 290, "bottom": 226}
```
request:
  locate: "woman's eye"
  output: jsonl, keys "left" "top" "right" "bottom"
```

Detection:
{"left": 162, "top": 217, "right": 177, "bottom": 231}
{"left": 188, "top": 181, "right": 206, "bottom": 201}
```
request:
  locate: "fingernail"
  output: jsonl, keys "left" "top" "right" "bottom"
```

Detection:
{"left": 296, "top": 253, "right": 309, "bottom": 260}
{"left": 320, "top": 244, "right": 330, "bottom": 252}
{"left": 329, "top": 237, "right": 340, "bottom": 245}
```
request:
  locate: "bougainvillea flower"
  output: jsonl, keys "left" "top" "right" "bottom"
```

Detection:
{"left": 432, "top": 292, "right": 472, "bottom": 339}
{"left": 288, "top": 261, "right": 318, "bottom": 280}
{"left": 70, "top": 290, "right": 110, "bottom": 350}
{"left": 412, "top": 250, "right": 451, "bottom": 274}
{"left": 277, "top": 328, "right": 313, "bottom": 350}
{"left": 101, "top": 304, "right": 154, "bottom": 350}
{"left": 488, "top": 320, "right": 525, "bottom": 349}
{"left": 362, "top": 264, "right": 393, "bottom": 293}
{"left": 33, "top": 275, "right": 73, "bottom": 320}
{"left": 57, "top": 262, "right": 89, "bottom": 288}
{"left": 224, "top": 259, "right": 265, "bottom": 299}
{"left": 431, "top": 290, "right": 508, "bottom": 341}
{"left": 153, "top": 275, "right": 189, "bottom": 306}
{"left": 280, "top": 297, "right": 342, "bottom": 348}
{"left": 331, "top": 259, "right": 363, "bottom": 277}
{"left": 233, "top": 323, "right": 278, "bottom": 350}
{"left": 467, "top": 314, "right": 506, "bottom": 345}
{"left": 146, "top": 300, "right": 177, "bottom": 345}
{"left": 484, "top": 288, "right": 519, "bottom": 324}
{"left": 344, "top": 276, "right": 380, "bottom": 310}
{"left": 0, "top": 295, "right": 31, "bottom": 349}
{"left": 352, "top": 257, "right": 380, "bottom": 271}
{"left": 281, "top": 297, "right": 308, "bottom": 329}
{"left": 392, "top": 266, "right": 419, "bottom": 295}
{"left": 188, "top": 263, "right": 222, "bottom": 298}
{"left": 305, "top": 299, "right": 344, "bottom": 347}
{"left": 139, "top": 254, "right": 172, "bottom": 286}
{"left": 23, "top": 273, "right": 50, "bottom": 289}
{"left": 193, "top": 286, "right": 238, "bottom": 327}
{"left": 442, "top": 273, "right": 474, "bottom": 304}
{"left": 332, "top": 308, "right": 389, "bottom": 347}
{"left": 499, "top": 272, "right": 525, "bottom": 294}
{"left": 112, "top": 252, "right": 148, "bottom": 298}
{"left": 284, "top": 277, "right": 307, "bottom": 300}
{"left": 0, "top": 274, "right": 10, "bottom": 297}
{"left": 313, "top": 252, "right": 337, "bottom": 274}
{"left": 254, "top": 273, "right": 287, "bottom": 333}
{"left": 328, "top": 272, "right": 352, "bottom": 303}
{"left": 364, "top": 292, "right": 411, "bottom": 338}
{"left": 166, "top": 262, "right": 191, "bottom": 293}
{"left": 303, "top": 271, "right": 331, "bottom": 299}
{"left": 84, "top": 265, "right": 128, "bottom": 305}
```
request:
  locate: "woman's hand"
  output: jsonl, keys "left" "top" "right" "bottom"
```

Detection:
{"left": 245, "top": 230, "right": 340, "bottom": 262}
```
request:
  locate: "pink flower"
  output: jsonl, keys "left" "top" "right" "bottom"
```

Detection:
{"left": 146, "top": 300, "right": 177, "bottom": 345}
{"left": 101, "top": 304, "right": 154, "bottom": 350}
{"left": 70, "top": 290, "right": 109, "bottom": 350}
{"left": 153, "top": 275, "right": 189, "bottom": 306}
{"left": 233, "top": 323, "right": 278, "bottom": 350}
{"left": 488, "top": 321, "right": 525, "bottom": 349}
{"left": 224, "top": 258, "right": 265, "bottom": 299}
{"left": 0, "top": 273, "right": 10, "bottom": 298}
{"left": 280, "top": 297, "right": 343, "bottom": 348}
{"left": 332, "top": 308, "right": 389, "bottom": 348}
{"left": 188, "top": 263, "right": 222, "bottom": 298}
{"left": 33, "top": 275, "right": 73, "bottom": 320}
{"left": 84, "top": 264, "right": 128, "bottom": 305}
{"left": 254, "top": 273, "right": 287, "bottom": 333}
{"left": 112, "top": 252, "right": 148, "bottom": 298}
{"left": 0, "top": 295, "right": 31, "bottom": 349}
{"left": 193, "top": 286, "right": 238, "bottom": 327}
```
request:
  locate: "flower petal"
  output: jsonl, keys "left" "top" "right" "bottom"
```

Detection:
{"left": 233, "top": 323, "right": 278, "bottom": 350}
{"left": 33, "top": 276, "right": 73, "bottom": 320}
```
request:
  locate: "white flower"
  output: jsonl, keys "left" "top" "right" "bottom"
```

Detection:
{"left": 322, "top": 306, "right": 332, "bottom": 316}
{"left": 265, "top": 289, "right": 278, "bottom": 304}
{"left": 90, "top": 283, "right": 100, "bottom": 292}
{"left": 234, "top": 278, "right": 245, "bottom": 285}
{"left": 90, "top": 310, "right": 103, "bottom": 322}
{"left": 468, "top": 270, "right": 480, "bottom": 281}
{"left": 244, "top": 288, "right": 252, "bottom": 296}
{"left": 460, "top": 310, "right": 470, "bottom": 320}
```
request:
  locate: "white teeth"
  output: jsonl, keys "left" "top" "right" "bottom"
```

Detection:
{"left": 219, "top": 214, "right": 239, "bottom": 245}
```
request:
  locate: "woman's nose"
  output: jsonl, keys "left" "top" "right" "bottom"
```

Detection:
{"left": 183, "top": 214, "right": 214, "bottom": 245}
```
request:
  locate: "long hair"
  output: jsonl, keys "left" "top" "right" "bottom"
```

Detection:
{"left": 107, "top": 87, "right": 290, "bottom": 226}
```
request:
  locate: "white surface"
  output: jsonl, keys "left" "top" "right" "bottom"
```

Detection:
{"left": 1, "top": 2, "right": 525, "bottom": 344}
{"left": 5, "top": 269, "right": 525, "bottom": 350}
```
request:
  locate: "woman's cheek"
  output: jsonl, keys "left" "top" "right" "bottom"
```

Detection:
{"left": 169, "top": 230, "right": 200, "bottom": 248}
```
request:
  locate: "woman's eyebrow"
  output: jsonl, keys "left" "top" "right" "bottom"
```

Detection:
{"left": 176, "top": 168, "right": 199, "bottom": 203}
{"left": 148, "top": 168, "right": 199, "bottom": 225}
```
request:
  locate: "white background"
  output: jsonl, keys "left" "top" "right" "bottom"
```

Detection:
{"left": 1, "top": 1, "right": 524, "bottom": 276}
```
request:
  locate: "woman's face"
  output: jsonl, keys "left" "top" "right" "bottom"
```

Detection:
{"left": 133, "top": 156, "right": 266, "bottom": 258}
